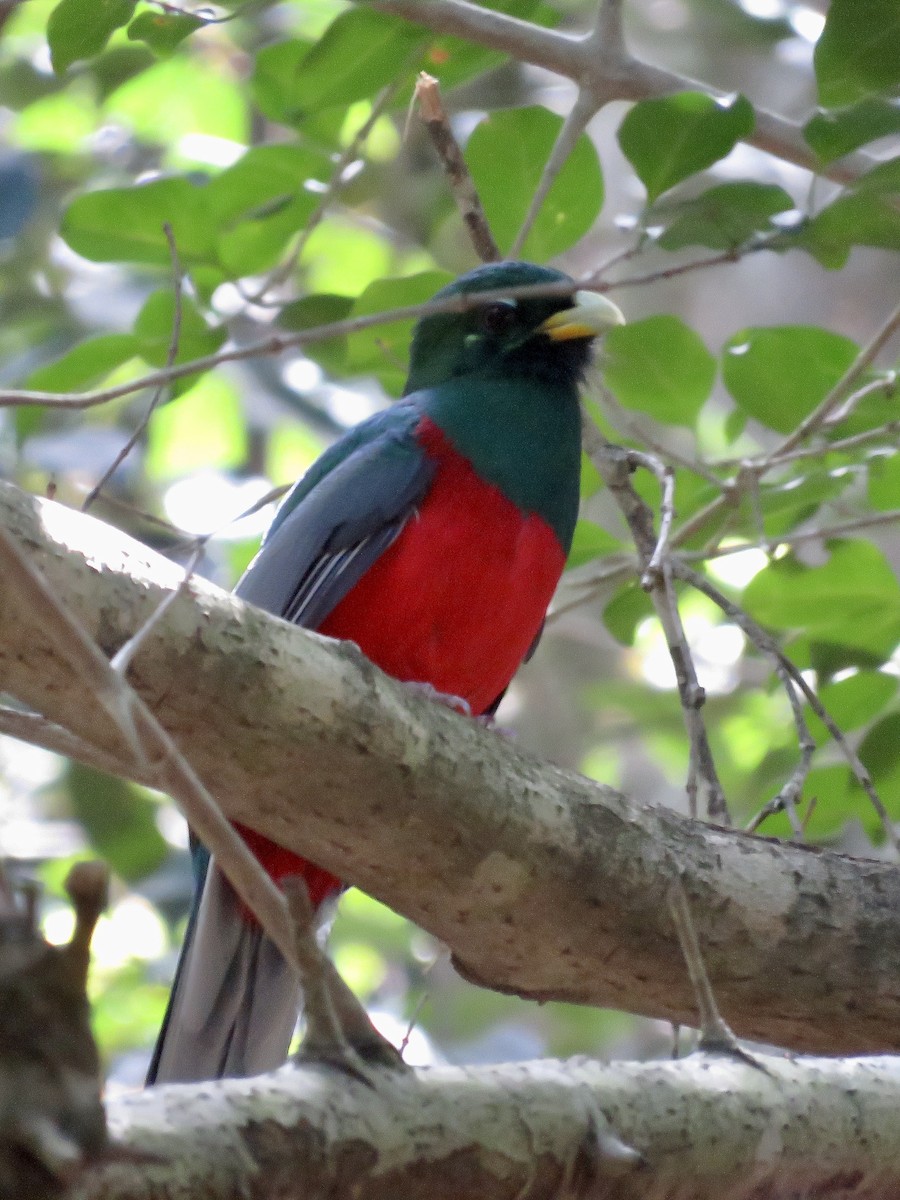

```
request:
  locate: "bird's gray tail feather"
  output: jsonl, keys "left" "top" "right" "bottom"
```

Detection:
{"left": 146, "top": 861, "right": 299, "bottom": 1084}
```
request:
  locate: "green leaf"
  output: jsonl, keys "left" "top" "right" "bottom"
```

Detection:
{"left": 859, "top": 713, "right": 900, "bottom": 784}
{"left": 868, "top": 452, "right": 900, "bottom": 511}
{"left": 814, "top": 0, "right": 900, "bottom": 108}
{"left": 346, "top": 271, "right": 453, "bottom": 396}
{"left": 754, "top": 470, "right": 851, "bottom": 539}
{"left": 270, "top": 11, "right": 422, "bottom": 117}
{"left": 742, "top": 542, "right": 900, "bottom": 655}
{"left": 603, "top": 582, "right": 655, "bottom": 646}
{"left": 805, "top": 671, "right": 898, "bottom": 744}
{"left": 278, "top": 293, "right": 354, "bottom": 376}
{"left": 617, "top": 92, "right": 755, "bottom": 203}
{"left": 795, "top": 189, "right": 900, "bottom": 269}
{"left": 602, "top": 315, "right": 715, "bottom": 426}
{"left": 47, "top": 0, "right": 136, "bottom": 73}
{"left": 126, "top": 10, "right": 203, "bottom": 57}
{"left": 466, "top": 106, "right": 603, "bottom": 259}
{"left": 251, "top": 38, "right": 313, "bottom": 127}
{"left": 655, "top": 182, "right": 795, "bottom": 251}
{"left": 133, "top": 290, "right": 225, "bottom": 367}
{"left": 104, "top": 54, "right": 247, "bottom": 148}
{"left": 853, "top": 156, "right": 900, "bottom": 195}
{"left": 25, "top": 333, "right": 138, "bottom": 391}
{"left": 300, "top": 217, "right": 398, "bottom": 295}
{"left": 207, "top": 144, "right": 328, "bottom": 275}
{"left": 67, "top": 763, "right": 167, "bottom": 883}
{"left": 722, "top": 325, "right": 858, "bottom": 433}
{"left": 804, "top": 100, "right": 900, "bottom": 163}
{"left": 567, "top": 520, "right": 622, "bottom": 569}
{"left": 420, "top": 0, "right": 555, "bottom": 91}
{"left": 14, "top": 86, "right": 98, "bottom": 152}
{"left": 146, "top": 373, "right": 247, "bottom": 478}
{"left": 61, "top": 177, "right": 216, "bottom": 267}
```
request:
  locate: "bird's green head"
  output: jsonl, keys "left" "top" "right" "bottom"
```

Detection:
{"left": 404, "top": 261, "right": 624, "bottom": 395}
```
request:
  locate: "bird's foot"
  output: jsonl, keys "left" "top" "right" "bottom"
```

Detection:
{"left": 403, "top": 680, "right": 472, "bottom": 716}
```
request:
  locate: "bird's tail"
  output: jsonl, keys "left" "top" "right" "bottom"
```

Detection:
{"left": 146, "top": 859, "right": 300, "bottom": 1084}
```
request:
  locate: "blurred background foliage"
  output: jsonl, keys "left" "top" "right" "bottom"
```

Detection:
{"left": 0, "top": 0, "right": 897, "bottom": 1084}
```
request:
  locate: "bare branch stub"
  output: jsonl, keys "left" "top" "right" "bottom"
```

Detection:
{"left": 0, "top": 865, "right": 108, "bottom": 1197}
{"left": 416, "top": 72, "right": 501, "bottom": 264}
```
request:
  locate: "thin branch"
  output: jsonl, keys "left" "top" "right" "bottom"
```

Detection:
{"left": 675, "top": 560, "right": 897, "bottom": 853}
{"left": 581, "top": 410, "right": 728, "bottom": 822}
{"left": 624, "top": 448, "right": 676, "bottom": 585}
{"left": 0, "top": 524, "right": 300, "bottom": 963}
{"left": 361, "top": 0, "right": 876, "bottom": 184}
{"left": 772, "top": 305, "right": 900, "bottom": 458}
{"left": 0, "top": 705, "right": 147, "bottom": 783}
{"left": 684, "top": 510, "right": 900, "bottom": 561}
{"left": 508, "top": 90, "right": 597, "bottom": 259}
{"left": 672, "top": 302, "right": 900, "bottom": 551}
{"left": 247, "top": 77, "right": 405, "bottom": 304}
{"left": 285, "top": 879, "right": 405, "bottom": 1073}
{"left": 110, "top": 545, "right": 204, "bottom": 678}
{"left": 668, "top": 875, "right": 765, "bottom": 1069}
{"left": 713, "top": 409, "right": 899, "bottom": 472}
{"left": 416, "top": 72, "right": 500, "bottom": 263}
{"left": 0, "top": 281, "right": 590, "bottom": 411}
{"left": 597, "top": 244, "right": 765, "bottom": 292}
{"left": 81, "top": 224, "right": 185, "bottom": 513}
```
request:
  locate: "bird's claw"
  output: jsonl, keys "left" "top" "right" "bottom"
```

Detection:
{"left": 403, "top": 680, "right": 472, "bottom": 716}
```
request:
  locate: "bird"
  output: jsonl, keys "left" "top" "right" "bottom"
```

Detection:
{"left": 146, "top": 260, "right": 625, "bottom": 1085}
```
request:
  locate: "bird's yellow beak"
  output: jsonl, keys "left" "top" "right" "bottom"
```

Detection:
{"left": 539, "top": 290, "right": 626, "bottom": 341}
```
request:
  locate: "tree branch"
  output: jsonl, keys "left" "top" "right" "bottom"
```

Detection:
{"left": 359, "top": 0, "right": 875, "bottom": 184}
{"left": 3, "top": 479, "right": 900, "bottom": 1054}
{"left": 75, "top": 1054, "right": 900, "bottom": 1199}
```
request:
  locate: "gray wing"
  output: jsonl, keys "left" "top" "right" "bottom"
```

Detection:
{"left": 236, "top": 419, "right": 436, "bottom": 629}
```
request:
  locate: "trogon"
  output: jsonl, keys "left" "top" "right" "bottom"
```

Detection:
{"left": 147, "top": 260, "right": 624, "bottom": 1084}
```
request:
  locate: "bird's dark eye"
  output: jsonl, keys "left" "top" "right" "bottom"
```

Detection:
{"left": 479, "top": 301, "right": 517, "bottom": 337}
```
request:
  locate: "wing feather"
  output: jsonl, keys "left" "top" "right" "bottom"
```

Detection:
{"left": 236, "top": 409, "right": 434, "bottom": 629}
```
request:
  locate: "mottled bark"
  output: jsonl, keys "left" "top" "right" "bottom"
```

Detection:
{"left": 77, "top": 1055, "right": 900, "bottom": 1200}
{"left": 2, "top": 480, "right": 900, "bottom": 1054}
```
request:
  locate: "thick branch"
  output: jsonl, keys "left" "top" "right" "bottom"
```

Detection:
{"left": 361, "top": 0, "right": 874, "bottom": 183}
{"left": 3, "top": 480, "right": 900, "bottom": 1054}
{"left": 77, "top": 1055, "right": 900, "bottom": 1200}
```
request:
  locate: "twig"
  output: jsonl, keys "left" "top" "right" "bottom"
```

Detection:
{"left": 247, "top": 78, "right": 404, "bottom": 304}
{"left": 596, "top": 245, "right": 764, "bottom": 293}
{"left": 284, "top": 879, "right": 406, "bottom": 1074}
{"left": 0, "top": 705, "right": 147, "bottom": 783}
{"left": 111, "top": 544, "right": 204, "bottom": 678}
{"left": 622, "top": 448, "right": 676, "bottom": 585}
{"left": 581, "top": 410, "right": 728, "bottom": 822}
{"left": 0, "top": 280, "right": 591, "bottom": 411}
{"left": 672, "top": 302, "right": 900, "bottom": 551}
{"left": 508, "top": 89, "right": 597, "bottom": 259}
{"left": 667, "top": 874, "right": 767, "bottom": 1069}
{"left": 773, "top": 303, "right": 900, "bottom": 458}
{"left": 416, "top": 72, "right": 500, "bottom": 263}
{"left": 81, "top": 224, "right": 185, "bottom": 513}
{"left": 674, "top": 560, "right": 897, "bottom": 853}
{"left": 0, "top": 524, "right": 300, "bottom": 963}
{"left": 682, "top": 510, "right": 900, "bottom": 562}
{"left": 712, "top": 409, "right": 899, "bottom": 472}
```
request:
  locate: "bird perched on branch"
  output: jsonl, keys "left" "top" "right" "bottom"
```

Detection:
{"left": 147, "top": 260, "right": 624, "bottom": 1085}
